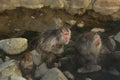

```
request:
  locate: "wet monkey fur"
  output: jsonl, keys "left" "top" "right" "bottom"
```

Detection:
{"left": 75, "top": 31, "right": 102, "bottom": 73}
{"left": 36, "top": 27, "right": 71, "bottom": 68}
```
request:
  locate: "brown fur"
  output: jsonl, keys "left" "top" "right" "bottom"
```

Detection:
{"left": 36, "top": 27, "right": 71, "bottom": 68}
{"left": 75, "top": 32, "right": 102, "bottom": 70}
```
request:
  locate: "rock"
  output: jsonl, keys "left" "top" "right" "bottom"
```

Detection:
{"left": 93, "top": 0, "right": 120, "bottom": 15}
{"left": 0, "top": 0, "right": 66, "bottom": 11}
{"left": 64, "top": 71, "right": 74, "bottom": 80}
{"left": 34, "top": 63, "right": 49, "bottom": 78}
{"left": 108, "top": 36, "right": 116, "bottom": 51}
{"left": 0, "top": 0, "right": 20, "bottom": 11}
{"left": 112, "top": 10, "right": 120, "bottom": 21}
{"left": 5, "top": 56, "right": 11, "bottom": 61}
{"left": 65, "top": 0, "right": 92, "bottom": 15}
{"left": 85, "top": 77, "right": 92, "bottom": 80}
{"left": 108, "top": 68, "right": 120, "bottom": 76}
{"left": 53, "top": 18, "right": 63, "bottom": 27}
{"left": 30, "top": 50, "right": 42, "bottom": 66}
{"left": 39, "top": 0, "right": 66, "bottom": 9}
{"left": 77, "top": 21, "right": 85, "bottom": 28}
{"left": 66, "top": 20, "right": 77, "bottom": 26}
{"left": 114, "top": 32, "right": 120, "bottom": 43}
{"left": 103, "top": 68, "right": 120, "bottom": 76}
{"left": 77, "top": 65, "right": 101, "bottom": 73}
{"left": 91, "top": 28, "right": 105, "bottom": 32}
{"left": 0, "top": 60, "right": 26, "bottom": 80}
{"left": 0, "top": 58, "right": 3, "bottom": 64}
{"left": 20, "top": 0, "right": 44, "bottom": 9}
{"left": 0, "top": 38, "right": 28, "bottom": 55}
{"left": 41, "top": 68, "right": 68, "bottom": 80}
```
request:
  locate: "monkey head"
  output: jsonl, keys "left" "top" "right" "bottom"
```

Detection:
{"left": 59, "top": 27, "right": 71, "bottom": 45}
{"left": 19, "top": 53, "right": 34, "bottom": 75}
{"left": 76, "top": 32, "right": 102, "bottom": 55}
{"left": 91, "top": 32, "right": 102, "bottom": 55}
{"left": 38, "top": 27, "right": 71, "bottom": 54}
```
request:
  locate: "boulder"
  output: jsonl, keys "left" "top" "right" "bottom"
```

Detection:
{"left": 114, "top": 32, "right": 120, "bottom": 43}
{"left": 41, "top": 68, "right": 68, "bottom": 80}
{"left": 0, "top": 60, "right": 26, "bottom": 80}
{"left": 93, "top": 0, "right": 120, "bottom": 15}
{"left": 0, "top": 38, "right": 28, "bottom": 55}
{"left": 65, "top": 0, "right": 92, "bottom": 15}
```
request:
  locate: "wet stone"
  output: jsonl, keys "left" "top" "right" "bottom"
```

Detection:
{"left": 34, "top": 63, "right": 49, "bottom": 78}
{"left": 64, "top": 71, "right": 74, "bottom": 80}
{"left": 114, "top": 32, "right": 120, "bottom": 43}
{"left": 0, "top": 60, "right": 26, "bottom": 80}
{"left": 41, "top": 68, "right": 68, "bottom": 80}
{"left": 66, "top": 20, "right": 77, "bottom": 26}
{"left": 77, "top": 21, "right": 85, "bottom": 28}
{"left": 91, "top": 28, "right": 105, "bottom": 32}
{"left": 0, "top": 38, "right": 28, "bottom": 55}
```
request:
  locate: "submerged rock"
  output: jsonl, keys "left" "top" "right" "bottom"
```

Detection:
{"left": 0, "top": 38, "right": 28, "bottom": 55}
{"left": 0, "top": 60, "right": 26, "bottom": 80}
{"left": 77, "top": 21, "right": 85, "bottom": 28}
{"left": 34, "top": 63, "right": 49, "bottom": 78}
{"left": 41, "top": 68, "right": 68, "bottom": 80}
{"left": 64, "top": 71, "right": 74, "bottom": 80}
{"left": 91, "top": 28, "right": 105, "bottom": 32}
{"left": 93, "top": 0, "right": 120, "bottom": 15}
{"left": 66, "top": 20, "right": 77, "bottom": 26}
{"left": 65, "top": 0, "right": 92, "bottom": 15}
{"left": 114, "top": 32, "right": 120, "bottom": 43}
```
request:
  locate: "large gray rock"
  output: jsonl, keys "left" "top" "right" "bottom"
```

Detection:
{"left": 93, "top": 0, "right": 120, "bottom": 15}
{"left": 0, "top": 38, "right": 28, "bottom": 55}
{"left": 41, "top": 68, "right": 68, "bottom": 80}
{"left": 0, "top": 0, "right": 120, "bottom": 20}
{"left": 65, "top": 0, "right": 92, "bottom": 15}
{"left": 34, "top": 63, "right": 49, "bottom": 78}
{"left": 0, "top": 60, "right": 26, "bottom": 80}
{"left": 91, "top": 28, "right": 105, "bottom": 32}
{"left": 0, "top": 0, "right": 20, "bottom": 11}
{"left": 0, "top": 0, "right": 66, "bottom": 11}
{"left": 39, "top": 0, "right": 66, "bottom": 9}
{"left": 20, "top": 0, "right": 43, "bottom": 9}
{"left": 114, "top": 32, "right": 120, "bottom": 43}
{"left": 112, "top": 10, "right": 120, "bottom": 21}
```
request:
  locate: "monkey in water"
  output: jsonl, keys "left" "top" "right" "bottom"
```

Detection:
{"left": 19, "top": 27, "right": 71, "bottom": 79}
{"left": 75, "top": 31, "right": 102, "bottom": 73}
{"left": 36, "top": 27, "right": 71, "bottom": 68}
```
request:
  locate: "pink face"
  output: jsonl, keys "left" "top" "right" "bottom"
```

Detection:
{"left": 94, "top": 35, "right": 101, "bottom": 46}
{"left": 63, "top": 32, "right": 70, "bottom": 44}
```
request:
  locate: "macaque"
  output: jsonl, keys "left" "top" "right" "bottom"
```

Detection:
{"left": 19, "top": 53, "right": 34, "bottom": 79}
{"left": 36, "top": 27, "right": 71, "bottom": 68}
{"left": 19, "top": 27, "right": 71, "bottom": 79}
{"left": 75, "top": 31, "right": 102, "bottom": 73}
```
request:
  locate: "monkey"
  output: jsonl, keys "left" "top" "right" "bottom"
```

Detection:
{"left": 35, "top": 27, "right": 71, "bottom": 68}
{"left": 19, "top": 52, "right": 35, "bottom": 80}
{"left": 75, "top": 31, "right": 102, "bottom": 73}
{"left": 19, "top": 27, "right": 71, "bottom": 79}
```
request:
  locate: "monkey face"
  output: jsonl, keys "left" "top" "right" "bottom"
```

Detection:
{"left": 76, "top": 32, "right": 102, "bottom": 55}
{"left": 20, "top": 53, "right": 34, "bottom": 74}
{"left": 38, "top": 27, "right": 71, "bottom": 54}
{"left": 63, "top": 32, "right": 71, "bottom": 44}
{"left": 91, "top": 33, "right": 102, "bottom": 54}
{"left": 61, "top": 27, "right": 71, "bottom": 45}
{"left": 94, "top": 34, "right": 102, "bottom": 46}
